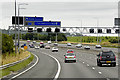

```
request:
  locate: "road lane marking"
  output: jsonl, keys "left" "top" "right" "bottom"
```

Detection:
{"left": 98, "top": 72, "right": 102, "bottom": 74}
{"left": 10, "top": 52, "right": 39, "bottom": 80}
{"left": 106, "top": 78, "right": 110, "bottom": 80}
{"left": 92, "top": 67, "right": 95, "bottom": 70}
{"left": 87, "top": 64, "right": 89, "bottom": 66}
{"left": 42, "top": 52, "right": 61, "bottom": 80}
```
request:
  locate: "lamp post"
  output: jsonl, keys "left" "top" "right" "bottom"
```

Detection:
{"left": 80, "top": 20, "right": 82, "bottom": 44}
{"left": 94, "top": 17, "right": 99, "bottom": 44}
{"left": 15, "top": 0, "right": 17, "bottom": 53}
{"left": 18, "top": 3, "right": 28, "bottom": 53}
{"left": 96, "top": 18, "right": 99, "bottom": 45}
{"left": 56, "top": 32, "right": 57, "bottom": 43}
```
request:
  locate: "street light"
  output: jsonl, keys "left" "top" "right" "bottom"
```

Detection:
{"left": 80, "top": 20, "right": 82, "bottom": 44}
{"left": 18, "top": 3, "right": 28, "bottom": 53}
{"left": 93, "top": 17, "right": 99, "bottom": 44}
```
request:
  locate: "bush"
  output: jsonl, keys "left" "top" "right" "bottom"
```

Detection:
{"left": 2, "top": 34, "right": 14, "bottom": 53}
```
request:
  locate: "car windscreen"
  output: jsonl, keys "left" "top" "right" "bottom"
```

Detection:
{"left": 66, "top": 53, "right": 75, "bottom": 56}
{"left": 102, "top": 51, "right": 115, "bottom": 56}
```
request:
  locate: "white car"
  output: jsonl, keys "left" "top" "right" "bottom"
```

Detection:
{"left": 45, "top": 45, "right": 50, "bottom": 49}
{"left": 67, "top": 43, "right": 72, "bottom": 46}
{"left": 64, "top": 53, "right": 76, "bottom": 63}
{"left": 48, "top": 41, "right": 52, "bottom": 44}
{"left": 35, "top": 46, "right": 40, "bottom": 49}
{"left": 95, "top": 45, "right": 101, "bottom": 48}
{"left": 52, "top": 47, "right": 58, "bottom": 52}
{"left": 84, "top": 46, "right": 90, "bottom": 49}
{"left": 76, "top": 44, "right": 82, "bottom": 48}
{"left": 33, "top": 41, "right": 36, "bottom": 43}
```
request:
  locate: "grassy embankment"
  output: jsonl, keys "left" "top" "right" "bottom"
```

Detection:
{"left": 0, "top": 49, "right": 34, "bottom": 78}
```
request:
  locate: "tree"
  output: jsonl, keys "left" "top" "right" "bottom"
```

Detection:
{"left": 2, "top": 34, "right": 14, "bottom": 53}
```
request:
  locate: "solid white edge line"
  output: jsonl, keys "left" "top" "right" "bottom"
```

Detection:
{"left": 9, "top": 52, "right": 39, "bottom": 80}
{"left": 42, "top": 52, "right": 61, "bottom": 80}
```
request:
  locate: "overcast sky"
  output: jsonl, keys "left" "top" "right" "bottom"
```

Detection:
{"left": 0, "top": 0, "right": 119, "bottom": 29}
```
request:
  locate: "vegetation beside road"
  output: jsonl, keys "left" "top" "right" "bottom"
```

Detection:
{"left": 1, "top": 33, "right": 34, "bottom": 78}
{"left": 60, "top": 36, "right": 119, "bottom": 48}
{"left": 2, "top": 34, "right": 14, "bottom": 53}
{"left": 11, "top": 32, "right": 67, "bottom": 41}
{"left": 1, "top": 49, "right": 30, "bottom": 65}
{"left": 0, "top": 52, "right": 34, "bottom": 78}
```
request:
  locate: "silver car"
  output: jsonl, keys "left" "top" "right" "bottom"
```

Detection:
{"left": 76, "top": 44, "right": 82, "bottom": 48}
{"left": 64, "top": 53, "right": 76, "bottom": 63}
{"left": 52, "top": 47, "right": 58, "bottom": 52}
{"left": 67, "top": 43, "right": 72, "bottom": 46}
{"left": 95, "top": 45, "right": 101, "bottom": 48}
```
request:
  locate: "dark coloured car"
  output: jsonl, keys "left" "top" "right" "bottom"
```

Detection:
{"left": 21, "top": 44, "right": 24, "bottom": 48}
{"left": 40, "top": 44, "right": 45, "bottom": 48}
{"left": 97, "top": 50, "right": 116, "bottom": 67}
{"left": 29, "top": 44, "right": 34, "bottom": 48}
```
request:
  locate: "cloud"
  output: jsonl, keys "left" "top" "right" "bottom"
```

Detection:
{"left": 0, "top": 0, "right": 119, "bottom": 2}
{"left": 0, "top": 2, "right": 118, "bottom": 29}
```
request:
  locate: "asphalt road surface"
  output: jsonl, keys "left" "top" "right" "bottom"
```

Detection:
{"left": 13, "top": 43, "right": 119, "bottom": 80}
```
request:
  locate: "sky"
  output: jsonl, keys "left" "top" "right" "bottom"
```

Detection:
{"left": 0, "top": 0, "right": 119, "bottom": 30}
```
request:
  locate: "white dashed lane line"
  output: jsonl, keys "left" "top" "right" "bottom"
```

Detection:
{"left": 98, "top": 72, "right": 102, "bottom": 74}
{"left": 92, "top": 67, "right": 95, "bottom": 70}
{"left": 87, "top": 64, "right": 89, "bottom": 66}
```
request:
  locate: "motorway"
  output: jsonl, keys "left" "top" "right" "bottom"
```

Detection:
{"left": 10, "top": 42, "right": 119, "bottom": 80}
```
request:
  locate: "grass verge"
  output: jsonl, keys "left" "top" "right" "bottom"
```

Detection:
{"left": 1, "top": 49, "right": 30, "bottom": 65}
{"left": 0, "top": 52, "right": 34, "bottom": 78}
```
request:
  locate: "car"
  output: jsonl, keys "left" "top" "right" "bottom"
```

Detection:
{"left": 40, "top": 41, "right": 44, "bottom": 44}
{"left": 29, "top": 44, "right": 34, "bottom": 48}
{"left": 40, "top": 44, "right": 45, "bottom": 48}
{"left": 95, "top": 45, "right": 101, "bottom": 48}
{"left": 33, "top": 41, "right": 36, "bottom": 43}
{"left": 30, "top": 45, "right": 34, "bottom": 48}
{"left": 76, "top": 44, "right": 82, "bottom": 48}
{"left": 45, "top": 45, "right": 50, "bottom": 49}
{"left": 84, "top": 46, "right": 90, "bottom": 49}
{"left": 21, "top": 44, "right": 24, "bottom": 48}
{"left": 64, "top": 53, "right": 76, "bottom": 63}
{"left": 67, "top": 49, "right": 74, "bottom": 53}
{"left": 67, "top": 43, "right": 72, "bottom": 46}
{"left": 54, "top": 43, "right": 58, "bottom": 46}
{"left": 35, "top": 46, "right": 40, "bottom": 49}
{"left": 27, "top": 40, "right": 30, "bottom": 43}
{"left": 52, "top": 47, "right": 58, "bottom": 52}
{"left": 48, "top": 41, "right": 52, "bottom": 44}
{"left": 97, "top": 50, "right": 116, "bottom": 67}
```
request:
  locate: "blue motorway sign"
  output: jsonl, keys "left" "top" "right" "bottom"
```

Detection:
{"left": 34, "top": 21, "right": 61, "bottom": 26}
{"left": 25, "top": 17, "right": 43, "bottom": 21}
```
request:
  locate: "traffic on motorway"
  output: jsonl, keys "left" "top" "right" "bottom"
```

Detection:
{"left": 21, "top": 40, "right": 118, "bottom": 67}
{"left": 18, "top": 40, "right": 118, "bottom": 79}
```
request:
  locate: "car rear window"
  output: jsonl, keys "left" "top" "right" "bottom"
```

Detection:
{"left": 102, "top": 51, "right": 115, "bottom": 56}
{"left": 66, "top": 53, "right": 75, "bottom": 56}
